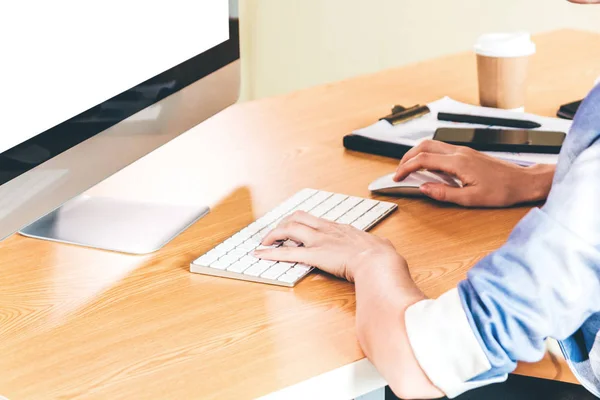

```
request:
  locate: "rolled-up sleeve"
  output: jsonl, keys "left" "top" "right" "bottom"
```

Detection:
{"left": 405, "top": 93, "right": 600, "bottom": 397}
{"left": 405, "top": 289, "right": 507, "bottom": 398}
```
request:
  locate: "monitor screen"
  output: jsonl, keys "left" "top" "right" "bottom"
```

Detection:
{"left": 0, "top": 1, "right": 239, "bottom": 241}
{"left": 1, "top": 1, "right": 228, "bottom": 154}
{"left": 1, "top": 1, "right": 234, "bottom": 185}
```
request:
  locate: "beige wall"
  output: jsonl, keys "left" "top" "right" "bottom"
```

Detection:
{"left": 239, "top": 0, "right": 600, "bottom": 101}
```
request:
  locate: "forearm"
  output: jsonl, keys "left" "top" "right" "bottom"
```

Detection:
{"left": 353, "top": 259, "right": 443, "bottom": 399}
{"left": 520, "top": 164, "right": 555, "bottom": 203}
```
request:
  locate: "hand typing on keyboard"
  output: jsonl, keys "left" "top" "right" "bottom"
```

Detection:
{"left": 254, "top": 210, "right": 406, "bottom": 283}
{"left": 190, "top": 189, "right": 398, "bottom": 286}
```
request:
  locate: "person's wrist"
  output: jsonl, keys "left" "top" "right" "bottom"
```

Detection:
{"left": 521, "top": 164, "right": 555, "bottom": 203}
{"left": 352, "top": 251, "right": 423, "bottom": 297}
{"left": 351, "top": 250, "right": 404, "bottom": 280}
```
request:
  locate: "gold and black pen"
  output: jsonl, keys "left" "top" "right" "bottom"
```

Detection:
{"left": 380, "top": 104, "right": 431, "bottom": 126}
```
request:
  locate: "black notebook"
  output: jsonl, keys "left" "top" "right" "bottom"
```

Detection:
{"left": 343, "top": 97, "right": 572, "bottom": 162}
{"left": 343, "top": 134, "right": 410, "bottom": 160}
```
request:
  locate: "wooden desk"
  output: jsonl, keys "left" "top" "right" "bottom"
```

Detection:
{"left": 1, "top": 29, "right": 599, "bottom": 399}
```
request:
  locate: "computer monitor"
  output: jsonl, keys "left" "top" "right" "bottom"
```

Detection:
{"left": 0, "top": 2, "right": 240, "bottom": 253}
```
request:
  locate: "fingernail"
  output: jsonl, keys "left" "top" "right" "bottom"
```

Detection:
{"left": 420, "top": 184, "right": 431, "bottom": 194}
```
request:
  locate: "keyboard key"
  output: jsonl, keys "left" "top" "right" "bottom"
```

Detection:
{"left": 322, "top": 213, "right": 337, "bottom": 221}
{"left": 297, "top": 201, "right": 317, "bottom": 212}
{"left": 322, "top": 202, "right": 351, "bottom": 221}
{"left": 309, "top": 204, "right": 330, "bottom": 217}
{"left": 300, "top": 193, "right": 328, "bottom": 211}
{"left": 337, "top": 197, "right": 361, "bottom": 212}
{"left": 194, "top": 250, "right": 220, "bottom": 266}
{"left": 363, "top": 209, "right": 387, "bottom": 225}
{"left": 257, "top": 259, "right": 277, "bottom": 268}
{"left": 277, "top": 273, "right": 299, "bottom": 284}
{"left": 261, "top": 211, "right": 279, "bottom": 225}
{"left": 278, "top": 193, "right": 304, "bottom": 211}
{"left": 351, "top": 215, "right": 373, "bottom": 230}
{"left": 318, "top": 193, "right": 347, "bottom": 212}
{"left": 309, "top": 196, "right": 346, "bottom": 217}
{"left": 342, "top": 208, "right": 363, "bottom": 221}
{"left": 344, "top": 196, "right": 364, "bottom": 208}
{"left": 243, "top": 260, "right": 275, "bottom": 276}
{"left": 237, "top": 228, "right": 253, "bottom": 240}
{"left": 257, "top": 218, "right": 269, "bottom": 232}
{"left": 239, "top": 254, "right": 260, "bottom": 265}
{"left": 227, "top": 257, "right": 257, "bottom": 273}
{"left": 343, "top": 200, "right": 378, "bottom": 222}
{"left": 210, "top": 254, "right": 239, "bottom": 270}
{"left": 358, "top": 202, "right": 395, "bottom": 229}
{"left": 256, "top": 227, "right": 274, "bottom": 240}
{"left": 271, "top": 205, "right": 289, "bottom": 219}
{"left": 312, "top": 191, "right": 333, "bottom": 204}
{"left": 215, "top": 241, "right": 235, "bottom": 253}
{"left": 260, "top": 262, "right": 295, "bottom": 280}
{"left": 354, "top": 199, "right": 379, "bottom": 214}
{"left": 247, "top": 222, "right": 263, "bottom": 235}
{"left": 238, "top": 239, "right": 261, "bottom": 252}
{"left": 277, "top": 261, "right": 296, "bottom": 268}
{"left": 227, "top": 248, "right": 248, "bottom": 259}
{"left": 295, "top": 263, "right": 312, "bottom": 272}
{"left": 229, "top": 233, "right": 246, "bottom": 246}
{"left": 293, "top": 188, "right": 317, "bottom": 204}
{"left": 336, "top": 213, "right": 358, "bottom": 225}
{"left": 211, "top": 247, "right": 228, "bottom": 258}
{"left": 280, "top": 191, "right": 308, "bottom": 210}
{"left": 250, "top": 232, "right": 267, "bottom": 243}
{"left": 371, "top": 201, "right": 395, "bottom": 214}
{"left": 286, "top": 265, "right": 312, "bottom": 277}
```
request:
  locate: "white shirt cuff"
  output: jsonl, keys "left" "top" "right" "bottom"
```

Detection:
{"left": 405, "top": 288, "right": 507, "bottom": 398}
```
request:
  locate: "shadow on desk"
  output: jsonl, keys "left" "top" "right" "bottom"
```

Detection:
{"left": 385, "top": 374, "right": 595, "bottom": 400}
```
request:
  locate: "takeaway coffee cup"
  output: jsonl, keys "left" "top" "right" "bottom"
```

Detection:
{"left": 475, "top": 32, "right": 536, "bottom": 110}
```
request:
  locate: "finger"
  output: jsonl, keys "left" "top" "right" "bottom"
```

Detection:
{"left": 420, "top": 183, "right": 478, "bottom": 207}
{"left": 398, "top": 140, "right": 458, "bottom": 167}
{"left": 261, "top": 222, "right": 318, "bottom": 246}
{"left": 279, "top": 210, "right": 331, "bottom": 231}
{"left": 394, "top": 153, "right": 464, "bottom": 181}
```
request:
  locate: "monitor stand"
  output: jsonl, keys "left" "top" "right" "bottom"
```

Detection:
{"left": 19, "top": 195, "right": 210, "bottom": 254}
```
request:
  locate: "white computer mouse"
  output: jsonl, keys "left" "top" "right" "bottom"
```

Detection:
{"left": 368, "top": 170, "right": 461, "bottom": 197}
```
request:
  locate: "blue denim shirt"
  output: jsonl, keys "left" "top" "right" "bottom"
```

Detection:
{"left": 459, "top": 83, "right": 600, "bottom": 396}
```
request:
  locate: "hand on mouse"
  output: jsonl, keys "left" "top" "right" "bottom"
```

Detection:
{"left": 394, "top": 140, "right": 555, "bottom": 207}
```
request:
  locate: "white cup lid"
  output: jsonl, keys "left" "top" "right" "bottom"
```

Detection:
{"left": 474, "top": 32, "right": 536, "bottom": 58}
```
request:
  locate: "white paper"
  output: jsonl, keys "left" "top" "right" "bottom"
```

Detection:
{"left": 353, "top": 97, "right": 572, "bottom": 165}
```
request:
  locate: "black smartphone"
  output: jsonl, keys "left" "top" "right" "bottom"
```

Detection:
{"left": 557, "top": 99, "right": 582, "bottom": 120}
{"left": 433, "top": 128, "right": 565, "bottom": 154}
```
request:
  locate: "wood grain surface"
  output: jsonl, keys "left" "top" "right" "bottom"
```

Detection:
{"left": 1, "top": 29, "right": 599, "bottom": 399}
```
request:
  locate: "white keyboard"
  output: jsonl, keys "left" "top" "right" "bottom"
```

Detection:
{"left": 190, "top": 189, "right": 397, "bottom": 287}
